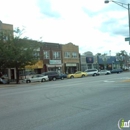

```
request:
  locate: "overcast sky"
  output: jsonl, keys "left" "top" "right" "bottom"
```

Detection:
{"left": 0, "top": 0, "right": 130, "bottom": 55}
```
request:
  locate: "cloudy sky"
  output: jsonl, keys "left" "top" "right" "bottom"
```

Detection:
{"left": 0, "top": 0, "right": 130, "bottom": 55}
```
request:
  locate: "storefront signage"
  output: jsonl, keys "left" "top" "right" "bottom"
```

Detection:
{"left": 66, "top": 63, "right": 77, "bottom": 66}
{"left": 86, "top": 57, "right": 93, "bottom": 63}
{"left": 49, "top": 60, "right": 61, "bottom": 64}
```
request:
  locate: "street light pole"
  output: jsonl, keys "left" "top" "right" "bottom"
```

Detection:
{"left": 104, "top": 0, "right": 130, "bottom": 44}
{"left": 128, "top": 4, "right": 130, "bottom": 44}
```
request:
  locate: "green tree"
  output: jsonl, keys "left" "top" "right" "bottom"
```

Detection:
{"left": 102, "top": 53, "right": 107, "bottom": 70}
{"left": 116, "top": 50, "right": 128, "bottom": 69}
{"left": 0, "top": 28, "right": 41, "bottom": 84}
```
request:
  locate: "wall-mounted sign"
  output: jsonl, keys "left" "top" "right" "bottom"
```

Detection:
{"left": 66, "top": 63, "right": 77, "bottom": 66}
{"left": 86, "top": 57, "right": 93, "bottom": 63}
{"left": 49, "top": 60, "right": 61, "bottom": 64}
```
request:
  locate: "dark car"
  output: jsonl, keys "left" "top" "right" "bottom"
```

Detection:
{"left": 57, "top": 73, "right": 67, "bottom": 80}
{"left": 42, "top": 71, "right": 59, "bottom": 81}
{"left": 111, "top": 69, "right": 123, "bottom": 74}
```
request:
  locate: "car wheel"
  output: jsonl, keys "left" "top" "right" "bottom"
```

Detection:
{"left": 0, "top": 81, "right": 3, "bottom": 84}
{"left": 41, "top": 78, "right": 46, "bottom": 82}
{"left": 53, "top": 77, "right": 56, "bottom": 81}
{"left": 70, "top": 76, "right": 74, "bottom": 78}
{"left": 93, "top": 73, "right": 96, "bottom": 76}
{"left": 82, "top": 75, "right": 85, "bottom": 78}
{"left": 61, "top": 77, "right": 64, "bottom": 80}
{"left": 26, "top": 80, "right": 31, "bottom": 83}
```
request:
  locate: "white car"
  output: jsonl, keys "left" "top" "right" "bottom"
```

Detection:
{"left": 98, "top": 70, "right": 111, "bottom": 75}
{"left": 24, "top": 74, "right": 49, "bottom": 83}
{"left": 84, "top": 69, "right": 99, "bottom": 76}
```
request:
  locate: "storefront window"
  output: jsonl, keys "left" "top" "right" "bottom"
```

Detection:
{"left": 64, "top": 52, "right": 70, "bottom": 58}
{"left": 72, "top": 52, "right": 78, "bottom": 58}
{"left": 43, "top": 51, "right": 50, "bottom": 59}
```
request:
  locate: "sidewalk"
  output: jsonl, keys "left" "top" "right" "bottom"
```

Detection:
{"left": 0, "top": 80, "right": 26, "bottom": 87}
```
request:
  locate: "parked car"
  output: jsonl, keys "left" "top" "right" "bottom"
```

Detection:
{"left": 0, "top": 75, "right": 10, "bottom": 84}
{"left": 57, "top": 73, "right": 67, "bottom": 80}
{"left": 67, "top": 71, "right": 87, "bottom": 78}
{"left": 111, "top": 69, "right": 123, "bottom": 74}
{"left": 84, "top": 69, "right": 99, "bottom": 76}
{"left": 98, "top": 70, "right": 111, "bottom": 75}
{"left": 24, "top": 74, "right": 49, "bottom": 83}
{"left": 42, "top": 71, "right": 60, "bottom": 81}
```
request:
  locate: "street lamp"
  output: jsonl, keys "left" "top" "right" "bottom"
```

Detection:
{"left": 104, "top": 0, "right": 130, "bottom": 44}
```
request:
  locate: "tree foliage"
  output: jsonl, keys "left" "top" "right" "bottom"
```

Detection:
{"left": 0, "top": 28, "right": 41, "bottom": 83}
{"left": 116, "top": 50, "right": 128, "bottom": 68}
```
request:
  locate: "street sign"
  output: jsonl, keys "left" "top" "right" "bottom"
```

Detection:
{"left": 125, "top": 37, "right": 130, "bottom": 41}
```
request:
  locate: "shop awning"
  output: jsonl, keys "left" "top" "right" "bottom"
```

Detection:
{"left": 25, "top": 60, "right": 43, "bottom": 69}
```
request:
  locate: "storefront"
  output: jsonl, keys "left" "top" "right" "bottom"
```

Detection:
{"left": 25, "top": 60, "right": 43, "bottom": 74}
{"left": 64, "top": 63, "right": 79, "bottom": 74}
{"left": 45, "top": 60, "right": 63, "bottom": 73}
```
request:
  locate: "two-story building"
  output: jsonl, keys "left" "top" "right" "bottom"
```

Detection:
{"left": 62, "top": 42, "right": 80, "bottom": 74}
{"left": 41, "top": 42, "right": 63, "bottom": 73}
{"left": 0, "top": 20, "right": 13, "bottom": 41}
{"left": 0, "top": 21, "right": 14, "bottom": 80}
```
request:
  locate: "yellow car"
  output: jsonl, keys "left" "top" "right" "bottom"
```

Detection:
{"left": 67, "top": 71, "right": 87, "bottom": 78}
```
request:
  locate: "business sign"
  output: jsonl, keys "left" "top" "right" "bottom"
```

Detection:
{"left": 49, "top": 60, "right": 61, "bottom": 64}
{"left": 86, "top": 57, "right": 93, "bottom": 63}
{"left": 66, "top": 63, "right": 77, "bottom": 66}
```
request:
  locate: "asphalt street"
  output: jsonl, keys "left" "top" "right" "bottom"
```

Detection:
{"left": 0, "top": 72, "right": 130, "bottom": 130}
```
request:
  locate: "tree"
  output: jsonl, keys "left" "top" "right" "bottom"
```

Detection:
{"left": 102, "top": 53, "right": 107, "bottom": 70}
{"left": 116, "top": 50, "right": 128, "bottom": 69}
{"left": 0, "top": 28, "right": 41, "bottom": 84}
{"left": 96, "top": 53, "right": 101, "bottom": 56}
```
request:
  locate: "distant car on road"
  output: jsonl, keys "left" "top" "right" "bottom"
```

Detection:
{"left": 24, "top": 74, "right": 49, "bottom": 83}
{"left": 42, "top": 71, "right": 60, "bottom": 81}
{"left": 98, "top": 70, "right": 111, "bottom": 75}
{"left": 67, "top": 71, "right": 87, "bottom": 78}
{"left": 111, "top": 69, "right": 123, "bottom": 74}
{"left": 84, "top": 69, "right": 99, "bottom": 76}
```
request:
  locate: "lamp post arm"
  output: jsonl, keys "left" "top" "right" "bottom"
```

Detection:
{"left": 112, "top": 0, "right": 128, "bottom": 9}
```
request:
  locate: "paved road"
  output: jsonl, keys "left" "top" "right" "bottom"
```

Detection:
{"left": 0, "top": 72, "right": 130, "bottom": 130}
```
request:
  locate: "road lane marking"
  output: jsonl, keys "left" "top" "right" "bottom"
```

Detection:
{"left": 104, "top": 80, "right": 115, "bottom": 83}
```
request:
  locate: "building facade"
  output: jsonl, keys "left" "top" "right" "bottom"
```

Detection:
{"left": 62, "top": 42, "right": 80, "bottom": 74}
{"left": 0, "top": 20, "right": 13, "bottom": 41}
{"left": 41, "top": 42, "right": 63, "bottom": 73}
{"left": 80, "top": 51, "right": 122, "bottom": 71}
{"left": 80, "top": 51, "right": 97, "bottom": 71}
{"left": 0, "top": 21, "right": 14, "bottom": 80}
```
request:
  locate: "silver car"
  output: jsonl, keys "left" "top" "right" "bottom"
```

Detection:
{"left": 84, "top": 69, "right": 99, "bottom": 76}
{"left": 98, "top": 70, "right": 111, "bottom": 75}
{"left": 23, "top": 74, "right": 49, "bottom": 83}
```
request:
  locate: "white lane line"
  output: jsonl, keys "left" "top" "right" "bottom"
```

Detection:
{"left": 104, "top": 80, "right": 115, "bottom": 83}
